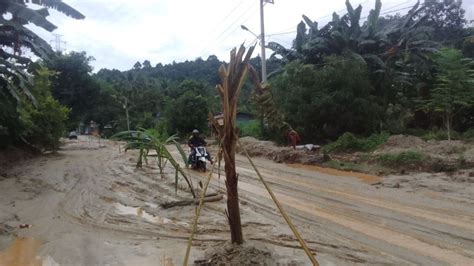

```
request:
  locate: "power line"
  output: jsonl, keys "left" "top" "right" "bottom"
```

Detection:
{"left": 267, "top": 31, "right": 296, "bottom": 37}
{"left": 199, "top": 2, "right": 258, "bottom": 55}
{"left": 267, "top": 36, "right": 292, "bottom": 47}
{"left": 218, "top": 7, "right": 259, "bottom": 45}
{"left": 271, "top": 0, "right": 369, "bottom": 36}
{"left": 206, "top": 0, "right": 246, "bottom": 39}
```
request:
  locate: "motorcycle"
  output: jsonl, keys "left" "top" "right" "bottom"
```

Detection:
{"left": 190, "top": 146, "right": 210, "bottom": 172}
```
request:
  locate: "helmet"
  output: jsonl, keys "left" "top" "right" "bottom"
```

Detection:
{"left": 192, "top": 129, "right": 199, "bottom": 134}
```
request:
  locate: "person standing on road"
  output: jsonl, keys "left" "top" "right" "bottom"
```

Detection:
{"left": 287, "top": 128, "right": 301, "bottom": 149}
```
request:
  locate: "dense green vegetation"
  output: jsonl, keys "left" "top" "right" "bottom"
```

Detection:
{"left": 1, "top": 0, "right": 473, "bottom": 153}
{"left": 237, "top": 120, "right": 263, "bottom": 139}
{"left": 0, "top": 0, "right": 83, "bottom": 151}
{"left": 323, "top": 132, "right": 390, "bottom": 153}
{"left": 268, "top": 0, "right": 473, "bottom": 143}
{"left": 18, "top": 68, "right": 69, "bottom": 151}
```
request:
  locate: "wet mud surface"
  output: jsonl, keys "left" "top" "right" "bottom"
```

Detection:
{"left": 0, "top": 137, "right": 473, "bottom": 265}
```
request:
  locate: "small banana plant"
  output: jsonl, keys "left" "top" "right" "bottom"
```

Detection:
{"left": 112, "top": 128, "right": 195, "bottom": 198}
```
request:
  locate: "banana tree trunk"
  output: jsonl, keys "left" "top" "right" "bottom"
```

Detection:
{"left": 212, "top": 45, "right": 255, "bottom": 244}
{"left": 223, "top": 130, "right": 243, "bottom": 244}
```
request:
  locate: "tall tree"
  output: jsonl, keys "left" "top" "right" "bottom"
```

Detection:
{"left": 46, "top": 52, "right": 102, "bottom": 129}
{"left": 419, "top": 48, "right": 474, "bottom": 140}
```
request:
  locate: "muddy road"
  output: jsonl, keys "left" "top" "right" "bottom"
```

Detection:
{"left": 0, "top": 137, "right": 473, "bottom": 265}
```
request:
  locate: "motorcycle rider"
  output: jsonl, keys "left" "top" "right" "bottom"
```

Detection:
{"left": 188, "top": 129, "right": 211, "bottom": 165}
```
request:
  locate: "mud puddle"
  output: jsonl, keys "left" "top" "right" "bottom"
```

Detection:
{"left": 288, "top": 163, "right": 381, "bottom": 184}
{"left": 114, "top": 203, "right": 188, "bottom": 226}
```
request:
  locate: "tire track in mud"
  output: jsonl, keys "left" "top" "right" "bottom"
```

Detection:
{"left": 235, "top": 157, "right": 474, "bottom": 220}
{"left": 28, "top": 141, "right": 472, "bottom": 265}
{"left": 254, "top": 165, "right": 474, "bottom": 245}
{"left": 233, "top": 158, "right": 474, "bottom": 224}
{"left": 236, "top": 179, "right": 473, "bottom": 265}
{"left": 232, "top": 163, "right": 474, "bottom": 253}
{"left": 171, "top": 148, "right": 474, "bottom": 265}
{"left": 54, "top": 146, "right": 238, "bottom": 245}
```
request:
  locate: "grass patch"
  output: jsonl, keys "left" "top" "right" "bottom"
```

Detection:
{"left": 322, "top": 160, "right": 389, "bottom": 175}
{"left": 323, "top": 132, "right": 389, "bottom": 153}
{"left": 237, "top": 119, "right": 262, "bottom": 139}
{"left": 377, "top": 150, "right": 427, "bottom": 167}
{"left": 323, "top": 160, "right": 371, "bottom": 172}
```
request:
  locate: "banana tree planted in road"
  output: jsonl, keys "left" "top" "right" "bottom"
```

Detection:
{"left": 111, "top": 129, "right": 195, "bottom": 198}
{"left": 209, "top": 44, "right": 255, "bottom": 244}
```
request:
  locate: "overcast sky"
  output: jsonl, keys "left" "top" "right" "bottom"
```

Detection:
{"left": 32, "top": 0, "right": 474, "bottom": 71}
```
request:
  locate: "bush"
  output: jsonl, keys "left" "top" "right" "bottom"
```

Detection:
{"left": 463, "top": 128, "right": 474, "bottom": 140}
{"left": 19, "top": 68, "right": 69, "bottom": 151}
{"left": 20, "top": 96, "right": 69, "bottom": 151}
{"left": 237, "top": 120, "right": 262, "bottom": 139}
{"left": 323, "top": 132, "right": 389, "bottom": 153}
{"left": 272, "top": 58, "right": 384, "bottom": 143}
{"left": 377, "top": 150, "right": 426, "bottom": 166}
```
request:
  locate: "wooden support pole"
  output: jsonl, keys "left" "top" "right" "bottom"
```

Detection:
{"left": 238, "top": 140, "right": 319, "bottom": 265}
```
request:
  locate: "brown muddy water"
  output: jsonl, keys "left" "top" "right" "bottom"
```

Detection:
{"left": 0, "top": 237, "right": 58, "bottom": 266}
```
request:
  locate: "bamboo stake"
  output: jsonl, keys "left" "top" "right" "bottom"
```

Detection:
{"left": 183, "top": 155, "right": 219, "bottom": 266}
{"left": 238, "top": 140, "right": 319, "bottom": 265}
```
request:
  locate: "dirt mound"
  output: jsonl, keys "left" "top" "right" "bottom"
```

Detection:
{"left": 372, "top": 135, "right": 474, "bottom": 174}
{"left": 196, "top": 241, "right": 276, "bottom": 265}
{"left": 379, "top": 135, "right": 425, "bottom": 150}
{"left": 237, "top": 137, "right": 320, "bottom": 164}
{"left": 423, "top": 140, "right": 466, "bottom": 155}
{"left": 377, "top": 135, "right": 474, "bottom": 162}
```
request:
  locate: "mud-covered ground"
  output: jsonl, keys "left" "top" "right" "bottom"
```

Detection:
{"left": 0, "top": 136, "right": 473, "bottom": 265}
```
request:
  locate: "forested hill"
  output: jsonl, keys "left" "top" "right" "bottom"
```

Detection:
{"left": 96, "top": 55, "right": 224, "bottom": 86}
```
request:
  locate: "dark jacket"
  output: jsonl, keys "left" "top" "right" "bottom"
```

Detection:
{"left": 188, "top": 135, "right": 206, "bottom": 147}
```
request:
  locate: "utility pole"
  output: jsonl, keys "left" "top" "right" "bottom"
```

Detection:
{"left": 242, "top": 1, "right": 273, "bottom": 83}
{"left": 259, "top": 0, "right": 267, "bottom": 83}
{"left": 50, "top": 34, "right": 66, "bottom": 52}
